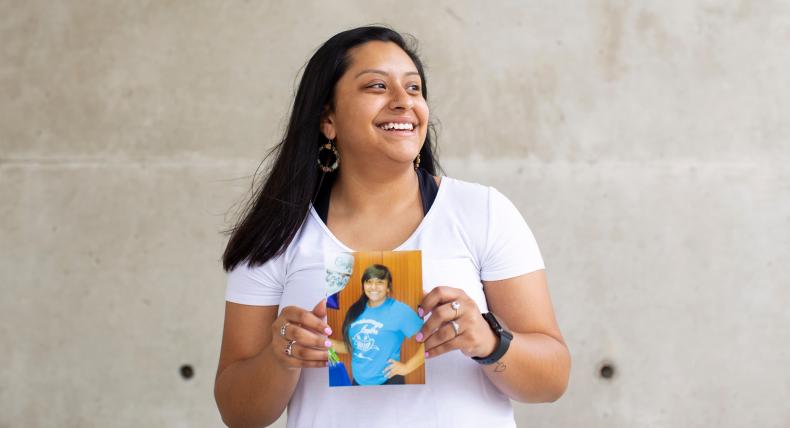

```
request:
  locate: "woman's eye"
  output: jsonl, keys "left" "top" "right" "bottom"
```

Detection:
{"left": 409, "top": 84, "right": 421, "bottom": 91}
{"left": 368, "top": 83, "right": 386, "bottom": 89}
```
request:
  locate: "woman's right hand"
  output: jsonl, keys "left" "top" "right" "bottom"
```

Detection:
{"left": 270, "top": 299, "right": 333, "bottom": 369}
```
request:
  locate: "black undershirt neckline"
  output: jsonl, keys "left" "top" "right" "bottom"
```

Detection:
{"left": 313, "top": 167, "right": 439, "bottom": 224}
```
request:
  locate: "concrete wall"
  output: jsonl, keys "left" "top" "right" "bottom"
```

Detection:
{"left": 2, "top": 1, "right": 788, "bottom": 427}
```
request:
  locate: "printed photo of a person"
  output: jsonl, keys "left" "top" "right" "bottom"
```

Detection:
{"left": 330, "top": 264, "right": 425, "bottom": 386}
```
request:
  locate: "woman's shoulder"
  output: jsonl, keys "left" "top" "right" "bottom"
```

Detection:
{"left": 439, "top": 175, "right": 522, "bottom": 211}
{"left": 435, "top": 176, "right": 497, "bottom": 221}
{"left": 388, "top": 298, "right": 418, "bottom": 314}
{"left": 437, "top": 175, "right": 491, "bottom": 200}
{"left": 433, "top": 175, "right": 529, "bottom": 242}
{"left": 390, "top": 297, "right": 424, "bottom": 316}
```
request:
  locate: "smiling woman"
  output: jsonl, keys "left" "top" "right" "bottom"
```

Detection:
{"left": 214, "top": 26, "right": 570, "bottom": 428}
{"left": 321, "top": 40, "right": 430, "bottom": 182}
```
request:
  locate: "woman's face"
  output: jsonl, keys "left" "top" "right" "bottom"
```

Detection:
{"left": 322, "top": 41, "right": 429, "bottom": 170}
{"left": 363, "top": 277, "right": 390, "bottom": 305}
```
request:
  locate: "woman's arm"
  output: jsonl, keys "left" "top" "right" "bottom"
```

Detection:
{"left": 418, "top": 269, "right": 570, "bottom": 403}
{"left": 384, "top": 343, "right": 425, "bottom": 378}
{"left": 214, "top": 301, "right": 331, "bottom": 427}
{"left": 480, "top": 269, "right": 570, "bottom": 403}
{"left": 214, "top": 304, "right": 297, "bottom": 427}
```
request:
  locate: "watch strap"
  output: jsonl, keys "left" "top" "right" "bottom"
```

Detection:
{"left": 472, "top": 312, "right": 513, "bottom": 365}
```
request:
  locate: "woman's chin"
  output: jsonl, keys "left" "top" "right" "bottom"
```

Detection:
{"left": 376, "top": 137, "right": 422, "bottom": 158}
{"left": 382, "top": 150, "right": 422, "bottom": 167}
{"left": 368, "top": 296, "right": 386, "bottom": 305}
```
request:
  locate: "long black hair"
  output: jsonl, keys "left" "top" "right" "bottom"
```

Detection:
{"left": 342, "top": 264, "right": 393, "bottom": 351}
{"left": 222, "top": 26, "right": 439, "bottom": 272}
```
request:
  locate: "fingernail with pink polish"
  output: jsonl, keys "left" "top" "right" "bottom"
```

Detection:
{"left": 324, "top": 340, "right": 332, "bottom": 347}
{"left": 324, "top": 327, "right": 332, "bottom": 335}
{"left": 425, "top": 352, "right": 430, "bottom": 358}
{"left": 418, "top": 307, "right": 424, "bottom": 317}
{"left": 416, "top": 332, "right": 423, "bottom": 342}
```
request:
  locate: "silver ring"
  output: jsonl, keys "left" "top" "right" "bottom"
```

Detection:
{"left": 450, "top": 320, "right": 460, "bottom": 337}
{"left": 279, "top": 322, "right": 290, "bottom": 338}
{"left": 285, "top": 339, "right": 296, "bottom": 356}
{"left": 451, "top": 301, "right": 461, "bottom": 318}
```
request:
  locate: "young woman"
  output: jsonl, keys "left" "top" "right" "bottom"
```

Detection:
{"left": 214, "top": 26, "right": 570, "bottom": 428}
{"left": 330, "top": 264, "right": 425, "bottom": 386}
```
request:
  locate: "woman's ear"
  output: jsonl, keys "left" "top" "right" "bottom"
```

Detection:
{"left": 320, "top": 105, "right": 336, "bottom": 140}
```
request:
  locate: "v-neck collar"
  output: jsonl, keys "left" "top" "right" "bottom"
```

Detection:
{"left": 308, "top": 176, "right": 449, "bottom": 252}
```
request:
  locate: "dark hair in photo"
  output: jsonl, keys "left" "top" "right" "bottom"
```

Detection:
{"left": 342, "top": 264, "right": 393, "bottom": 351}
{"left": 222, "top": 26, "right": 439, "bottom": 272}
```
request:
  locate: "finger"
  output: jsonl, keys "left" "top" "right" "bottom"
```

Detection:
{"left": 283, "top": 356, "right": 328, "bottom": 369}
{"left": 285, "top": 323, "right": 331, "bottom": 350}
{"left": 290, "top": 341, "right": 331, "bottom": 362}
{"left": 312, "top": 298, "right": 327, "bottom": 320}
{"left": 419, "top": 286, "right": 462, "bottom": 316}
{"left": 424, "top": 322, "right": 461, "bottom": 352}
{"left": 418, "top": 302, "right": 457, "bottom": 342}
{"left": 281, "top": 306, "right": 332, "bottom": 336}
{"left": 418, "top": 291, "right": 427, "bottom": 317}
{"left": 425, "top": 334, "right": 464, "bottom": 359}
{"left": 274, "top": 335, "right": 330, "bottom": 369}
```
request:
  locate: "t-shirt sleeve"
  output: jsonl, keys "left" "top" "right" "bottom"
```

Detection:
{"left": 479, "top": 187, "right": 545, "bottom": 282}
{"left": 224, "top": 255, "right": 285, "bottom": 306}
{"left": 396, "top": 302, "right": 425, "bottom": 338}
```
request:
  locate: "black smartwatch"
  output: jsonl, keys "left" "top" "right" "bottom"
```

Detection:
{"left": 472, "top": 312, "right": 513, "bottom": 365}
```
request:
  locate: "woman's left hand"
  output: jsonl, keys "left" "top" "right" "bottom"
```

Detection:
{"left": 416, "top": 286, "right": 498, "bottom": 359}
{"left": 383, "top": 359, "right": 409, "bottom": 378}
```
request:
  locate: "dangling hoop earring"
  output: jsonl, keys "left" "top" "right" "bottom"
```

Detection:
{"left": 413, "top": 153, "right": 421, "bottom": 170}
{"left": 318, "top": 139, "right": 339, "bottom": 172}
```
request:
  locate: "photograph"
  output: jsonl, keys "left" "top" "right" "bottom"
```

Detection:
{"left": 324, "top": 250, "right": 425, "bottom": 387}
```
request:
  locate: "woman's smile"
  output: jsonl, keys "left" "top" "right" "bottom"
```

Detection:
{"left": 374, "top": 118, "right": 419, "bottom": 138}
{"left": 364, "top": 278, "right": 390, "bottom": 306}
{"left": 375, "top": 123, "right": 418, "bottom": 137}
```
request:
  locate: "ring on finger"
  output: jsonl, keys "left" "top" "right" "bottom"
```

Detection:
{"left": 450, "top": 320, "right": 461, "bottom": 337}
{"left": 451, "top": 301, "right": 461, "bottom": 319}
{"left": 279, "top": 322, "right": 290, "bottom": 338}
{"left": 285, "top": 339, "right": 296, "bottom": 356}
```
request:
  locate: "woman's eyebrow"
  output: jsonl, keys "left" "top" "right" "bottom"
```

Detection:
{"left": 354, "top": 69, "right": 420, "bottom": 79}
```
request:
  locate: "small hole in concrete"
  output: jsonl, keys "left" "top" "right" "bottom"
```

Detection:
{"left": 599, "top": 363, "right": 615, "bottom": 379}
{"left": 180, "top": 364, "right": 194, "bottom": 380}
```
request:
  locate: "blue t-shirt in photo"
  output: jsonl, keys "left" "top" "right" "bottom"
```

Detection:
{"left": 349, "top": 297, "right": 424, "bottom": 385}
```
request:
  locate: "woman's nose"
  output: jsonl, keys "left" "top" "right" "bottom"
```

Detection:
{"left": 388, "top": 86, "right": 414, "bottom": 110}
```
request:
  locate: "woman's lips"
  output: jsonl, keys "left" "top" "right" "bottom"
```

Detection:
{"left": 375, "top": 125, "right": 418, "bottom": 136}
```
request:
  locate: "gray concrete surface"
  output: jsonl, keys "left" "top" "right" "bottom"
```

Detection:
{"left": 2, "top": 1, "right": 788, "bottom": 427}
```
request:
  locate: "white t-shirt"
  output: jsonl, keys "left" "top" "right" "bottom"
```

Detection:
{"left": 225, "top": 176, "right": 545, "bottom": 428}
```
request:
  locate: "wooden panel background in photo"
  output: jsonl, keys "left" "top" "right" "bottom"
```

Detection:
{"left": 327, "top": 250, "right": 424, "bottom": 385}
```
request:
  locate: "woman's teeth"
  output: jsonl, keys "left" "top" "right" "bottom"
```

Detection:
{"left": 379, "top": 122, "right": 414, "bottom": 131}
